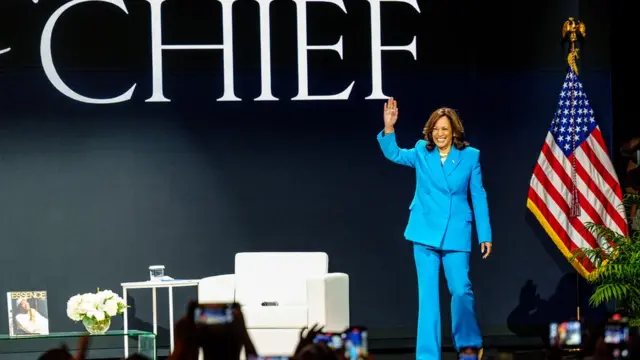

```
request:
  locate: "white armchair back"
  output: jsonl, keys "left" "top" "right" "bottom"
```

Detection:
{"left": 235, "top": 252, "right": 329, "bottom": 275}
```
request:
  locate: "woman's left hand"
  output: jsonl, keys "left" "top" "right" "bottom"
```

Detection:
{"left": 480, "top": 242, "right": 492, "bottom": 259}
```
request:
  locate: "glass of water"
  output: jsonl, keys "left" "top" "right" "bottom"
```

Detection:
{"left": 149, "top": 265, "right": 165, "bottom": 281}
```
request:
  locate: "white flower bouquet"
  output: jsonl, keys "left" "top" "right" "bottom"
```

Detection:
{"left": 67, "top": 289, "right": 127, "bottom": 334}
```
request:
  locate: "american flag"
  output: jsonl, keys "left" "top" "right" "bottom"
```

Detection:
{"left": 526, "top": 68, "right": 627, "bottom": 277}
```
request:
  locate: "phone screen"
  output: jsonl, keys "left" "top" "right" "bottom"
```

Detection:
{"left": 605, "top": 313, "right": 631, "bottom": 358}
{"left": 314, "top": 332, "right": 344, "bottom": 350}
{"left": 458, "top": 354, "right": 478, "bottom": 360}
{"left": 193, "top": 303, "right": 235, "bottom": 325}
{"left": 458, "top": 348, "right": 478, "bottom": 360}
{"left": 549, "top": 321, "right": 581, "bottom": 347}
{"left": 605, "top": 321, "right": 630, "bottom": 358}
{"left": 342, "top": 327, "right": 368, "bottom": 360}
{"left": 605, "top": 323, "right": 629, "bottom": 345}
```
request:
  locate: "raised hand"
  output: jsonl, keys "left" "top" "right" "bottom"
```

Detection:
{"left": 294, "top": 324, "right": 324, "bottom": 356}
{"left": 383, "top": 97, "right": 398, "bottom": 132}
{"left": 74, "top": 336, "right": 89, "bottom": 360}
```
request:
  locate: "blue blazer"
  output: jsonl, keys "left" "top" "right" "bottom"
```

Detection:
{"left": 377, "top": 130, "right": 492, "bottom": 252}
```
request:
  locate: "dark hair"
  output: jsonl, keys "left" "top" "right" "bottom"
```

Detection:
{"left": 423, "top": 107, "right": 469, "bottom": 151}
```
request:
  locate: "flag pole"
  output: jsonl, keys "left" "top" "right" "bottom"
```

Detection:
{"left": 561, "top": 17, "right": 587, "bottom": 322}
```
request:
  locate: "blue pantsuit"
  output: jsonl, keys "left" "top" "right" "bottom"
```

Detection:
{"left": 377, "top": 131, "right": 491, "bottom": 360}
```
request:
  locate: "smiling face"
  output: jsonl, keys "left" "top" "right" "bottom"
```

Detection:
{"left": 432, "top": 116, "right": 453, "bottom": 151}
{"left": 424, "top": 107, "right": 467, "bottom": 152}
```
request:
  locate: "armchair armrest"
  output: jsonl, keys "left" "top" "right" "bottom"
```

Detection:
{"left": 306, "top": 273, "right": 349, "bottom": 332}
{"left": 198, "top": 274, "right": 236, "bottom": 303}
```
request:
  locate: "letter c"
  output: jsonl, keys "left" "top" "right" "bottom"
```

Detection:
{"left": 40, "top": 0, "right": 136, "bottom": 104}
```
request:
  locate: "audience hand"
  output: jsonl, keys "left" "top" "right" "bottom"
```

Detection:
{"left": 294, "top": 324, "right": 324, "bottom": 357}
{"left": 74, "top": 336, "right": 89, "bottom": 360}
{"left": 228, "top": 306, "right": 257, "bottom": 357}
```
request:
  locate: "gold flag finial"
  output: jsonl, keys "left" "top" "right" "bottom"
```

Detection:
{"left": 562, "top": 17, "right": 586, "bottom": 75}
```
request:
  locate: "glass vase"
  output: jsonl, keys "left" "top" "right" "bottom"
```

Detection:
{"left": 82, "top": 317, "right": 111, "bottom": 335}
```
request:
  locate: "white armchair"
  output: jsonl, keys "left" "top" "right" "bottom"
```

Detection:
{"left": 198, "top": 252, "right": 350, "bottom": 356}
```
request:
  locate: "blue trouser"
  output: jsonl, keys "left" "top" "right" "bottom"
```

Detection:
{"left": 413, "top": 243, "right": 482, "bottom": 360}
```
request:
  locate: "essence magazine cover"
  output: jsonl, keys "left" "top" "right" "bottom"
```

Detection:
{"left": 6, "top": 291, "right": 50, "bottom": 336}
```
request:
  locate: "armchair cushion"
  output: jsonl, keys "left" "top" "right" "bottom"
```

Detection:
{"left": 242, "top": 305, "right": 308, "bottom": 328}
{"left": 236, "top": 277, "right": 308, "bottom": 306}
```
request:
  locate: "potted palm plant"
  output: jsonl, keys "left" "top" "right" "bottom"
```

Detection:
{"left": 571, "top": 193, "right": 640, "bottom": 326}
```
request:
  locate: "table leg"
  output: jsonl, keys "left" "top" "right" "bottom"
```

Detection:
{"left": 152, "top": 287, "right": 158, "bottom": 335}
{"left": 169, "top": 286, "right": 175, "bottom": 353}
{"left": 123, "top": 287, "right": 129, "bottom": 358}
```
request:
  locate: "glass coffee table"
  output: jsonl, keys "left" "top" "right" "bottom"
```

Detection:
{"left": 0, "top": 330, "right": 156, "bottom": 359}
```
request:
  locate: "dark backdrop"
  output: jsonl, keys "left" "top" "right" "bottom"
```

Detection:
{"left": 0, "top": 0, "right": 615, "bottom": 355}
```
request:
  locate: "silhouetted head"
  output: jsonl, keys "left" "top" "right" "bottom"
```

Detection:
{"left": 38, "top": 346, "right": 72, "bottom": 360}
{"left": 296, "top": 343, "right": 338, "bottom": 360}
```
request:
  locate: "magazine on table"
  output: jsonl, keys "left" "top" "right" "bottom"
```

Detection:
{"left": 6, "top": 290, "right": 50, "bottom": 336}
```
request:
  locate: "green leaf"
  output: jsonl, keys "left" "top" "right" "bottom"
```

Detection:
{"left": 574, "top": 193, "right": 640, "bottom": 324}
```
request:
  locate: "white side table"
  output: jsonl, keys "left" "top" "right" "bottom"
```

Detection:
{"left": 121, "top": 279, "right": 200, "bottom": 357}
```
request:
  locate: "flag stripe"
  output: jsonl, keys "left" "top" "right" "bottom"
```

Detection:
{"left": 580, "top": 133, "right": 624, "bottom": 202}
{"left": 538, "top": 144, "right": 603, "bottom": 248}
{"left": 573, "top": 150, "right": 627, "bottom": 235}
{"left": 543, "top": 136, "right": 626, "bottom": 237}
{"left": 526, "top": 198, "right": 593, "bottom": 277}
{"left": 527, "top": 186, "right": 596, "bottom": 274}
{"left": 532, "top": 164, "right": 599, "bottom": 250}
{"left": 527, "top": 184, "right": 577, "bottom": 250}
{"left": 588, "top": 127, "right": 619, "bottom": 179}
{"left": 541, "top": 138, "right": 606, "bottom": 230}
{"left": 530, "top": 173, "right": 592, "bottom": 250}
